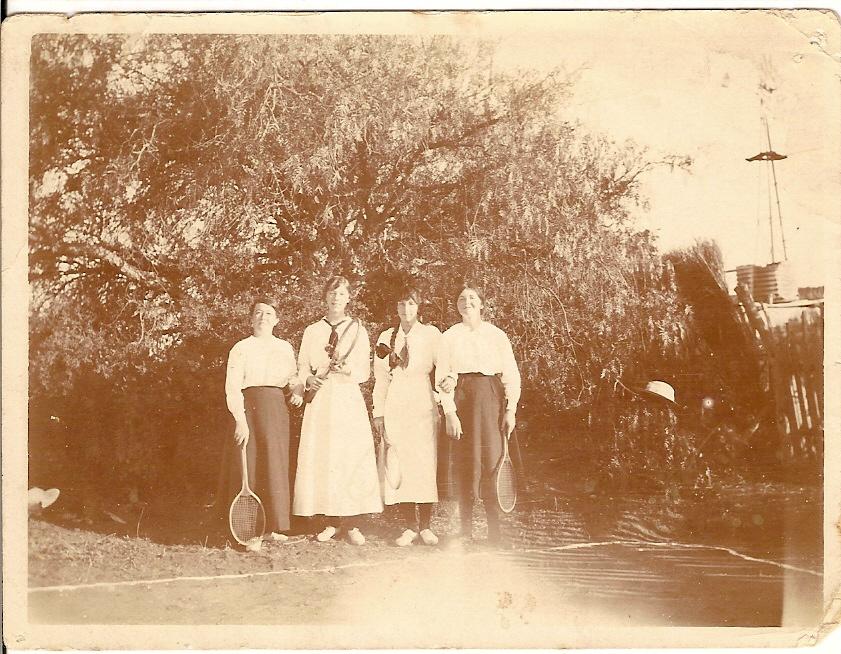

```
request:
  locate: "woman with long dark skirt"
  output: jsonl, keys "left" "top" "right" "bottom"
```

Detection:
{"left": 224, "top": 297, "right": 304, "bottom": 552}
{"left": 436, "top": 284, "right": 520, "bottom": 545}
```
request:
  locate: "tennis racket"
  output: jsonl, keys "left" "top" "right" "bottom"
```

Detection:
{"left": 228, "top": 443, "right": 266, "bottom": 545}
{"left": 304, "top": 319, "right": 361, "bottom": 403}
{"left": 378, "top": 437, "right": 402, "bottom": 489}
{"left": 494, "top": 429, "right": 517, "bottom": 514}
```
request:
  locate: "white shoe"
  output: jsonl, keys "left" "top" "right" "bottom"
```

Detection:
{"left": 347, "top": 527, "right": 366, "bottom": 546}
{"left": 316, "top": 526, "right": 337, "bottom": 542}
{"left": 245, "top": 537, "right": 263, "bottom": 552}
{"left": 268, "top": 532, "right": 289, "bottom": 542}
{"left": 395, "top": 529, "right": 418, "bottom": 547}
{"left": 419, "top": 529, "right": 439, "bottom": 546}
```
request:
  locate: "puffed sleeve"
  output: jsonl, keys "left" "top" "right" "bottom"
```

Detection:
{"left": 426, "top": 325, "right": 444, "bottom": 406}
{"left": 345, "top": 322, "right": 371, "bottom": 384}
{"left": 435, "top": 327, "right": 457, "bottom": 415}
{"left": 497, "top": 327, "right": 521, "bottom": 413}
{"left": 281, "top": 340, "right": 301, "bottom": 389}
{"left": 297, "top": 324, "right": 314, "bottom": 386}
{"left": 372, "top": 328, "right": 392, "bottom": 418}
{"left": 225, "top": 341, "right": 247, "bottom": 424}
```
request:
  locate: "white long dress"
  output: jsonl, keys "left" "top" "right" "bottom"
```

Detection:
{"left": 372, "top": 322, "right": 441, "bottom": 505}
{"left": 292, "top": 317, "right": 384, "bottom": 517}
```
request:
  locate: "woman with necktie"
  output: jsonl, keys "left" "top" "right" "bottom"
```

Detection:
{"left": 372, "top": 284, "right": 443, "bottom": 547}
{"left": 290, "top": 276, "right": 383, "bottom": 545}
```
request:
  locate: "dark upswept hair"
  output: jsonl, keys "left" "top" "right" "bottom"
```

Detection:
{"left": 250, "top": 296, "right": 279, "bottom": 315}
{"left": 323, "top": 275, "right": 352, "bottom": 297}
{"left": 394, "top": 283, "right": 424, "bottom": 307}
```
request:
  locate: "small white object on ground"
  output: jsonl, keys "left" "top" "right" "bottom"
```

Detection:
{"left": 316, "top": 525, "right": 337, "bottom": 542}
{"left": 347, "top": 528, "right": 366, "bottom": 546}
{"left": 395, "top": 529, "right": 417, "bottom": 547}
{"left": 28, "top": 487, "right": 60, "bottom": 510}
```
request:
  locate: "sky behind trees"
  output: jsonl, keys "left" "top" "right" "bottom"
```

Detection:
{"left": 495, "top": 10, "right": 839, "bottom": 285}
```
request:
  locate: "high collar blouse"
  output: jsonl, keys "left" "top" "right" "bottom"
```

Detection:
{"left": 435, "top": 320, "right": 521, "bottom": 415}
{"left": 372, "top": 322, "right": 442, "bottom": 418}
{"left": 297, "top": 316, "right": 370, "bottom": 385}
{"left": 225, "top": 335, "right": 299, "bottom": 423}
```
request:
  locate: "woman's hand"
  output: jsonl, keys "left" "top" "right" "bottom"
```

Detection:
{"left": 502, "top": 409, "right": 516, "bottom": 439}
{"left": 330, "top": 361, "right": 352, "bottom": 376}
{"left": 438, "top": 376, "right": 456, "bottom": 394}
{"left": 289, "top": 382, "right": 304, "bottom": 407}
{"left": 306, "top": 375, "right": 325, "bottom": 391}
{"left": 445, "top": 412, "right": 463, "bottom": 440}
{"left": 234, "top": 420, "right": 250, "bottom": 447}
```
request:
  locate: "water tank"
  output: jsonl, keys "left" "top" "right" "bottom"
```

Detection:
{"left": 735, "top": 262, "right": 797, "bottom": 303}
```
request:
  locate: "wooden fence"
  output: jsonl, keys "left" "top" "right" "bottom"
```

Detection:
{"left": 734, "top": 284, "right": 824, "bottom": 459}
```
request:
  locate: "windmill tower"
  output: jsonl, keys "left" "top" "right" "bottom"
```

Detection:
{"left": 737, "top": 66, "right": 796, "bottom": 303}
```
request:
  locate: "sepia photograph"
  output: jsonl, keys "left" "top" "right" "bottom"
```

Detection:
{"left": 2, "top": 8, "right": 839, "bottom": 650}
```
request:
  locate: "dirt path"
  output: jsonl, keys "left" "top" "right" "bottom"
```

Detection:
{"left": 27, "top": 482, "right": 823, "bottom": 639}
{"left": 29, "top": 537, "right": 821, "bottom": 635}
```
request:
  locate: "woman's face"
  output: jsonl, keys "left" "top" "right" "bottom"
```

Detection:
{"left": 251, "top": 303, "right": 279, "bottom": 334}
{"left": 457, "top": 287, "right": 483, "bottom": 318}
{"left": 397, "top": 297, "right": 419, "bottom": 324}
{"left": 325, "top": 283, "right": 350, "bottom": 313}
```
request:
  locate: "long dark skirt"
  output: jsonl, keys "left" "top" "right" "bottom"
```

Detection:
{"left": 218, "top": 386, "right": 291, "bottom": 534}
{"left": 440, "top": 374, "right": 511, "bottom": 503}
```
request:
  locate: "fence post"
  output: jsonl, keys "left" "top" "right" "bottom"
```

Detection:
{"left": 734, "top": 283, "right": 789, "bottom": 446}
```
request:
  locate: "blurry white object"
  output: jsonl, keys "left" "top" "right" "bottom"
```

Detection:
{"left": 28, "top": 487, "right": 60, "bottom": 510}
{"left": 640, "top": 381, "right": 677, "bottom": 405}
{"left": 104, "top": 510, "right": 127, "bottom": 524}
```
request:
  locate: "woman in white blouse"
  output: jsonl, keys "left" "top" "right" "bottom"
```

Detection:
{"left": 224, "top": 298, "right": 304, "bottom": 551}
{"left": 373, "top": 285, "right": 442, "bottom": 547}
{"left": 291, "top": 276, "right": 383, "bottom": 545}
{"left": 436, "top": 284, "right": 521, "bottom": 544}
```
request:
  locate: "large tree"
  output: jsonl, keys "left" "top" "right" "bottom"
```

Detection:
{"left": 29, "top": 33, "right": 691, "bottom": 500}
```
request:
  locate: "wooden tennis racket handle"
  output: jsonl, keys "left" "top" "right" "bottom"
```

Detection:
{"left": 240, "top": 443, "right": 249, "bottom": 492}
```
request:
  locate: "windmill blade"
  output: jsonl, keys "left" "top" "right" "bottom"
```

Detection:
{"left": 746, "top": 150, "right": 787, "bottom": 162}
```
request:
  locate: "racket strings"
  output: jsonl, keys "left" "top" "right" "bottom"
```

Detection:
{"left": 496, "top": 461, "right": 517, "bottom": 514}
{"left": 230, "top": 495, "right": 265, "bottom": 543}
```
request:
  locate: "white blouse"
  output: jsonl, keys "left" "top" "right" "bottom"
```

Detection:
{"left": 372, "top": 322, "right": 442, "bottom": 418}
{"left": 297, "top": 317, "right": 371, "bottom": 386}
{"left": 435, "top": 321, "right": 521, "bottom": 415}
{"left": 225, "top": 335, "right": 299, "bottom": 423}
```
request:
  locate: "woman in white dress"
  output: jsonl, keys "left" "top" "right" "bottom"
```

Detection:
{"left": 223, "top": 298, "right": 304, "bottom": 551}
{"left": 291, "top": 276, "right": 383, "bottom": 545}
{"left": 372, "top": 284, "right": 442, "bottom": 547}
{"left": 436, "top": 284, "right": 521, "bottom": 545}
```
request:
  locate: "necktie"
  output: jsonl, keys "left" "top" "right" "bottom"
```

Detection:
{"left": 398, "top": 340, "right": 409, "bottom": 369}
{"left": 324, "top": 319, "right": 339, "bottom": 358}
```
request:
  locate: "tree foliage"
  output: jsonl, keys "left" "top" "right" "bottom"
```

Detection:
{"left": 29, "top": 34, "right": 709, "bottom": 502}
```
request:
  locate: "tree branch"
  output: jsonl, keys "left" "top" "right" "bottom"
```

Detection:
{"left": 60, "top": 240, "right": 180, "bottom": 299}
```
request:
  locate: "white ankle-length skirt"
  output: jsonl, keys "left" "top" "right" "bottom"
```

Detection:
{"left": 382, "top": 371, "right": 439, "bottom": 505}
{"left": 293, "top": 377, "right": 384, "bottom": 517}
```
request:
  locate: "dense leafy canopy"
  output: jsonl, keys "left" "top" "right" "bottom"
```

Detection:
{"left": 31, "top": 34, "right": 742, "bottom": 503}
